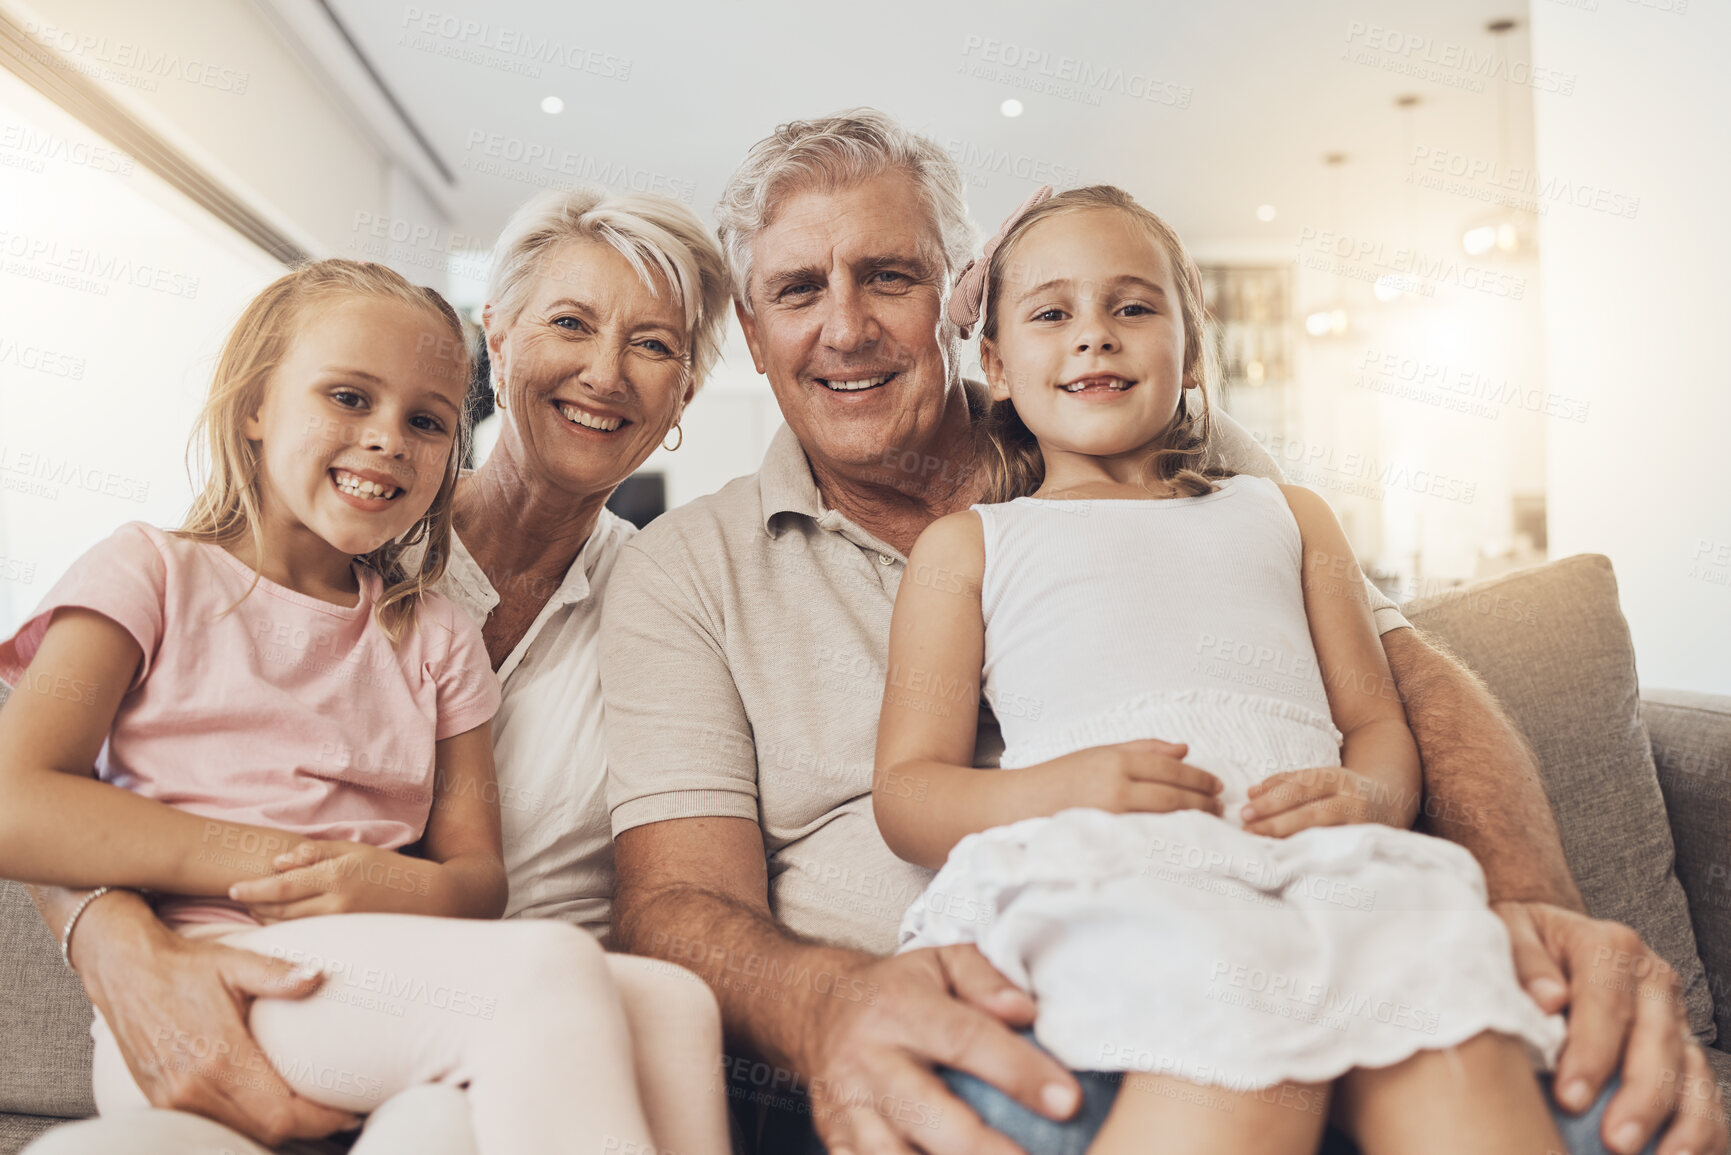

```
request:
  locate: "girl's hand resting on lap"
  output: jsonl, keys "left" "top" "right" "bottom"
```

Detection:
{"left": 1056, "top": 738, "right": 1225, "bottom": 817}
{"left": 229, "top": 840, "right": 450, "bottom": 920}
{"left": 1241, "top": 765, "right": 1413, "bottom": 837}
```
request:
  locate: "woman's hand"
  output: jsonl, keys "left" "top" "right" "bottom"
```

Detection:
{"left": 1052, "top": 738, "right": 1224, "bottom": 817}
{"left": 228, "top": 840, "right": 452, "bottom": 920}
{"left": 1241, "top": 765, "right": 1411, "bottom": 836}
{"left": 61, "top": 889, "right": 359, "bottom": 1145}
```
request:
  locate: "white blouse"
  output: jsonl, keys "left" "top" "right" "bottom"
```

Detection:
{"left": 435, "top": 507, "right": 635, "bottom": 939}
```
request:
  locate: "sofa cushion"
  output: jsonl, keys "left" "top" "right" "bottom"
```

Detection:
{"left": 0, "top": 1112, "right": 65, "bottom": 1155}
{"left": 1644, "top": 689, "right": 1731, "bottom": 1048}
{"left": 0, "top": 679, "right": 96, "bottom": 1120}
{"left": 1404, "top": 554, "right": 1714, "bottom": 1040}
{"left": 0, "top": 882, "right": 96, "bottom": 1119}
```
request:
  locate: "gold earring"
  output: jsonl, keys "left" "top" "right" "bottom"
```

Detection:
{"left": 493, "top": 377, "right": 507, "bottom": 411}
{"left": 662, "top": 424, "right": 683, "bottom": 452}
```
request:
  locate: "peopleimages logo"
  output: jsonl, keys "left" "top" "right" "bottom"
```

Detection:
{"left": 1341, "top": 21, "right": 1577, "bottom": 95}
{"left": 461, "top": 131, "right": 696, "bottom": 203}
{"left": 1354, "top": 348, "right": 1590, "bottom": 424}
{"left": 958, "top": 35, "right": 1193, "bottom": 109}
{"left": 1295, "top": 227, "right": 1526, "bottom": 301}
{"left": 400, "top": 8, "right": 632, "bottom": 80}
{"left": 0, "top": 335, "right": 86, "bottom": 381}
{"left": 1407, "top": 147, "right": 1640, "bottom": 221}
{"left": 1250, "top": 431, "right": 1478, "bottom": 506}
{"left": 0, "top": 443, "right": 150, "bottom": 503}
{"left": 0, "top": 230, "right": 200, "bottom": 300}
{"left": 21, "top": 21, "right": 250, "bottom": 93}
{"left": 0, "top": 123, "right": 134, "bottom": 177}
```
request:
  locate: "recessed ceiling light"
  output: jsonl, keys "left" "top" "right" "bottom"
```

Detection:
{"left": 541, "top": 95, "right": 565, "bottom": 115}
{"left": 1256, "top": 204, "right": 1276, "bottom": 222}
{"left": 1000, "top": 98, "right": 1024, "bottom": 118}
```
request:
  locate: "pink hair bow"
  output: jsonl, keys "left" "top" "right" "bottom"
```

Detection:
{"left": 947, "top": 184, "right": 1055, "bottom": 340}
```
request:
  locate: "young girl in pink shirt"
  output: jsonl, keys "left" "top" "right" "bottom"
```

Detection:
{"left": 874, "top": 188, "right": 1566, "bottom": 1153}
{"left": 0, "top": 260, "right": 726, "bottom": 1155}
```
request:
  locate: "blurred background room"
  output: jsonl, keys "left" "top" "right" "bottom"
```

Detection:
{"left": 0, "top": 0, "right": 1725, "bottom": 691}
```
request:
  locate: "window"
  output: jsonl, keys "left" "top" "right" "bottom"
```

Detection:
{"left": 0, "top": 66, "right": 283, "bottom": 631}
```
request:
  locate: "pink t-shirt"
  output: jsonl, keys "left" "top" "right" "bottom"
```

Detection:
{"left": 0, "top": 522, "right": 501, "bottom": 925}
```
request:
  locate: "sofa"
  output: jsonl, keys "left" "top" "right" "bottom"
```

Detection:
{"left": 1, "top": 552, "right": 1728, "bottom": 1152}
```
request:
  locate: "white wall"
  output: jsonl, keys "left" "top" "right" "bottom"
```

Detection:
{"left": 0, "top": 66, "right": 285, "bottom": 631}
{"left": 5, "top": 0, "right": 412, "bottom": 255}
{"left": 0, "top": 0, "right": 452, "bottom": 632}
{"left": 1529, "top": 0, "right": 1731, "bottom": 694}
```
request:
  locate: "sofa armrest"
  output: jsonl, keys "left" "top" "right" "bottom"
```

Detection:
{"left": 1646, "top": 690, "right": 1731, "bottom": 1048}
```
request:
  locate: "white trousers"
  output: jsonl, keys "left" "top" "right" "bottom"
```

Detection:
{"left": 29, "top": 914, "right": 727, "bottom": 1155}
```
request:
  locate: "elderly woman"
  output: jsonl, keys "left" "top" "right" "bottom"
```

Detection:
{"left": 22, "top": 186, "right": 732, "bottom": 1155}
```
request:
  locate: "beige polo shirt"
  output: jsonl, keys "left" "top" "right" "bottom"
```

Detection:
{"left": 601, "top": 409, "right": 1411, "bottom": 957}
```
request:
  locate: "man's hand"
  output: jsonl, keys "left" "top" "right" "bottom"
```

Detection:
{"left": 1056, "top": 739, "right": 1224, "bottom": 818}
{"left": 1497, "top": 900, "right": 1726, "bottom": 1155}
{"left": 798, "top": 944, "right": 1081, "bottom": 1155}
{"left": 229, "top": 840, "right": 447, "bottom": 920}
{"left": 73, "top": 893, "right": 359, "bottom": 1146}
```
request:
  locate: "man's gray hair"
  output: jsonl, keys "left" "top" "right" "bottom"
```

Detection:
{"left": 487, "top": 186, "right": 731, "bottom": 388}
{"left": 716, "top": 108, "right": 979, "bottom": 313}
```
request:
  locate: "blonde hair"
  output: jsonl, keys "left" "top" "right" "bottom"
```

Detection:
{"left": 486, "top": 186, "right": 730, "bottom": 391}
{"left": 976, "top": 186, "right": 1227, "bottom": 503}
{"left": 179, "top": 259, "right": 472, "bottom": 642}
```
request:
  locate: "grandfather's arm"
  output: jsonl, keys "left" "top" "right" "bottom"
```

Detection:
{"left": 1382, "top": 625, "right": 1583, "bottom": 910}
{"left": 600, "top": 540, "right": 1077, "bottom": 1155}
{"left": 1382, "top": 628, "right": 1730, "bottom": 1153}
{"left": 1210, "top": 415, "right": 1583, "bottom": 909}
{"left": 612, "top": 812, "right": 1076, "bottom": 1155}
{"left": 612, "top": 817, "right": 859, "bottom": 1073}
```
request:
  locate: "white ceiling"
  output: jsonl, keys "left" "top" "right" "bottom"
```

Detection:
{"left": 324, "top": 0, "right": 1539, "bottom": 258}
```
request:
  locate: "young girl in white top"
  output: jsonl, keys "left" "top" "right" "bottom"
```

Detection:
{"left": 0, "top": 260, "right": 726, "bottom": 1155}
{"left": 873, "top": 187, "right": 1565, "bottom": 1153}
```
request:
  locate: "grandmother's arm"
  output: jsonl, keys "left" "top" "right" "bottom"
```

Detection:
{"left": 0, "top": 667, "right": 352, "bottom": 1146}
{"left": 23, "top": 879, "right": 355, "bottom": 1144}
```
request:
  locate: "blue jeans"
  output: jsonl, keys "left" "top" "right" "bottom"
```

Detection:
{"left": 931, "top": 1028, "right": 1656, "bottom": 1155}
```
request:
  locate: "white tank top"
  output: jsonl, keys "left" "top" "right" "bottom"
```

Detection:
{"left": 973, "top": 475, "right": 1342, "bottom": 818}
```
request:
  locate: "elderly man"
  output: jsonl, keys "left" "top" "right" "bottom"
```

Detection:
{"left": 601, "top": 108, "right": 1723, "bottom": 1155}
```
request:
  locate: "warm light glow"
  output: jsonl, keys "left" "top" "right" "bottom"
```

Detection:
{"left": 1246, "top": 360, "right": 1266, "bottom": 382}
{"left": 1256, "top": 204, "right": 1276, "bottom": 222}
{"left": 1000, "top": 98, "right": 1024, "bottom": 118}
{"left": 1305, "top": 309, "right": 1349, "bottom": 337}
{"left": 1373, "top": 275, "right": 1406, "bottom": 302}
{"left": 1463, "top": 224, "right": 1498, "bottom": 256}
{"left": 540, "top": 95, "right": 565, "bottom": 115}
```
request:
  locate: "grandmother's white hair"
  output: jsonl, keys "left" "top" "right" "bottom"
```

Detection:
{"left": 486, "top": 186, "right": 731, "bottom": 388}
{"left": 715, "top": 108, "right": 979, "bottom": 314}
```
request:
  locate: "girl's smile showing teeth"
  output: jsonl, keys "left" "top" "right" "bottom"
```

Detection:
{"left": 1059, "top": 374, "right": 1135, "bottom": 394}
{"left": 556, "top": 400, "right": 627, "bottom": 432}
{"left": 329, "top": 468, "right": 402, "bottom": 502}
{"left": 816, "top": 372, "right": 897, "bottom": 392}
